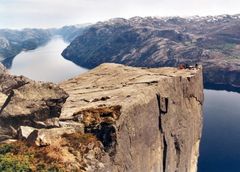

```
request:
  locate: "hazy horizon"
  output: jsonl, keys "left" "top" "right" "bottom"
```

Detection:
{"left": 0, "top": 0, "right": 240, "bottom": 29}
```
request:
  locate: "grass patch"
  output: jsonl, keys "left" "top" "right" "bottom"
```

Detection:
{"left": 0, "top": 153, "right": 32, "bottom": 172}
{"left": 0, "top": 144, "right": 14, "bottom": 155}
{"left": 0, "top": 142, "right": 64, "bottom": 172}
{"left": 209, "top": 43, "right": 236, "bottom": 51}
{"left": 228, "top": 56, "right": 240, "bottom": 60}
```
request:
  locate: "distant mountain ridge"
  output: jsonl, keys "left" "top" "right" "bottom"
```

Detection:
{"left": 56, "top": 24, "right": 91, "bottom": 42}
{"left": 62, "top": 14, "right": 240, "bottom": 89}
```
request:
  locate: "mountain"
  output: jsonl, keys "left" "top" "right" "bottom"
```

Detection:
{"left": 56, "top": 24, "right": 91, "bottom": 42}
{"left": 62, "top": 14, "right": 240, "bottom": 89}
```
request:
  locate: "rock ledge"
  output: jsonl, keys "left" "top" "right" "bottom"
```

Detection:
{"left": 0, "top": 63, "right": 203, "bottom": 172}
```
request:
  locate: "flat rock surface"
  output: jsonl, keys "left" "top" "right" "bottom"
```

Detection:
{"left": 60, "top": 63, "right": 202, "bottom": 119}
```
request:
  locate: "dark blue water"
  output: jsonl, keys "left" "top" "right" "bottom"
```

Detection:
{"left": 198, "top": 89, "right": 240, "bottom": 172}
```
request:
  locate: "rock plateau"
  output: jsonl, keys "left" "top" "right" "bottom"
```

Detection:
{"left": 0, "top": 63, "right": 203, "bottom": 172}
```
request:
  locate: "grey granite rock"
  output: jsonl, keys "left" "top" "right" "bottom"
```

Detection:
{"left": 60, "top": 63, "right": 204, "bottom": 172}
{"left": 0, "top": 69, "right": 68, "bottom": 139}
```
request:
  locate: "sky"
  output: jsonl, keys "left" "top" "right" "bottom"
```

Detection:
{"left": 0, "top": 0, "right": 239, "bottom": 29}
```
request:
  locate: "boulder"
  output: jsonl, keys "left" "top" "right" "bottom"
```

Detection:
{"left": 27, "top": 127, "right": 76, "bottom": 146}
{"left": 59, "top": 121, "right": 84, "bottom": 133}
{"left": 0, "top": 70, "right": 68, "bottom": 140}
{"left": 33, "top": 117, "right": 60, "bottom": 128}
{"left": 0, "top": 63, "right": 6, "bottom": 75}
{"left": 0, "top": 92, "right": 8, "bottom": 108}
{"left": 17, "top": 126, "right": 36, "bottom": 140}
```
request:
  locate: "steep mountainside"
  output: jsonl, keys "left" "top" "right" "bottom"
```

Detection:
{"left": 0, "top": 63, "right": 203, "bottom": 172}
{"left": 62, "top": 14, "right": 240, "bottom": 89}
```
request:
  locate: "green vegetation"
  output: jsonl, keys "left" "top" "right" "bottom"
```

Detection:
{"left": 0, "top": 142, "right": 64, "bottom": 172}
{"left": 0, "top": 144, "right": 14, "bottom": 155}
{"left": 230, "top": 56, "right": 240, "bottom": 59}
{"left": 0, "top": 144, "right": 32, "bottom": 171}
{"left": 0, "top": 153, "right": 32, "bottom": 172}
{"left": 0, "top": 132, "right": 102, "bottom": 172}
{"left": 223, "top": 43, "right": 236, "bottom": 50}
{"left": 209, "top": 43, "right": 236, "bottom": 51}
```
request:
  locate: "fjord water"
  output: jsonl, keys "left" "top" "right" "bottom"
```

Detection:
{"left": 10, "top": 36, "right": 87, "bottom": 83}
{"left": 199, "top": 89, "right": 240, "bottom": 172}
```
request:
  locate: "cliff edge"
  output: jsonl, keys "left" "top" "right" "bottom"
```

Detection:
{"left": 60, "top": 63, "right": 203, "bottom": 172}
{"left": 0, "top": 63, "right": 203, "bottom": 172}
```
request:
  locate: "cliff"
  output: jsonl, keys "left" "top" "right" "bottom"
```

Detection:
{"left": 0, "top": 63, "right": 203, "bottom": 172}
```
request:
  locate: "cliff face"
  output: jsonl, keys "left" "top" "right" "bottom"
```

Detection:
{"left": 0, "top": 63, "right": 203, "bottom": 172}
{"left": 60, "top": 63, "right": 203, "bottom": 172}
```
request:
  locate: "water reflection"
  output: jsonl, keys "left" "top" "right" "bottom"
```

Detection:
{"left": 198, "top": 89, "right": 240, "bottom": 172}
{"left": 10, "top": 36, "right": 88, "bottom": 83}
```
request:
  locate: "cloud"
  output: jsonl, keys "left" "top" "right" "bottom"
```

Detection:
{"left": 0, "top": 0, "right": 239, "bottom": 29}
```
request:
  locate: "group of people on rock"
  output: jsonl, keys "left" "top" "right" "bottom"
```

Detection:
{"left": 178, "top": 63, "right": 199, "bottom": 70}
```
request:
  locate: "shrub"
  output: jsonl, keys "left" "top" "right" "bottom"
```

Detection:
{"left": 0, "top": 144, "right": 14, "bottom": 155}
{"left": 0, "top": 142, "right": 64, "bottom": 172}
{"left": 0, "top": 154, "right": 32, "bottom": 172}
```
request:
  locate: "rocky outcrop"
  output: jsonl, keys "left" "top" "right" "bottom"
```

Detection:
{"left": 0, "top": 63, "right": 6, "bottom": 74}
{"left": 59, "top": 63, "right": 204, "bottom": 172}
{"left": 0, "top": 65, "right": 68, "bottom": 139}
{"left": 0, "top": 63, "right": 203, "bottom": 172}
{"left": 62, "top": 15, "right": 240, "bottom": 89}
